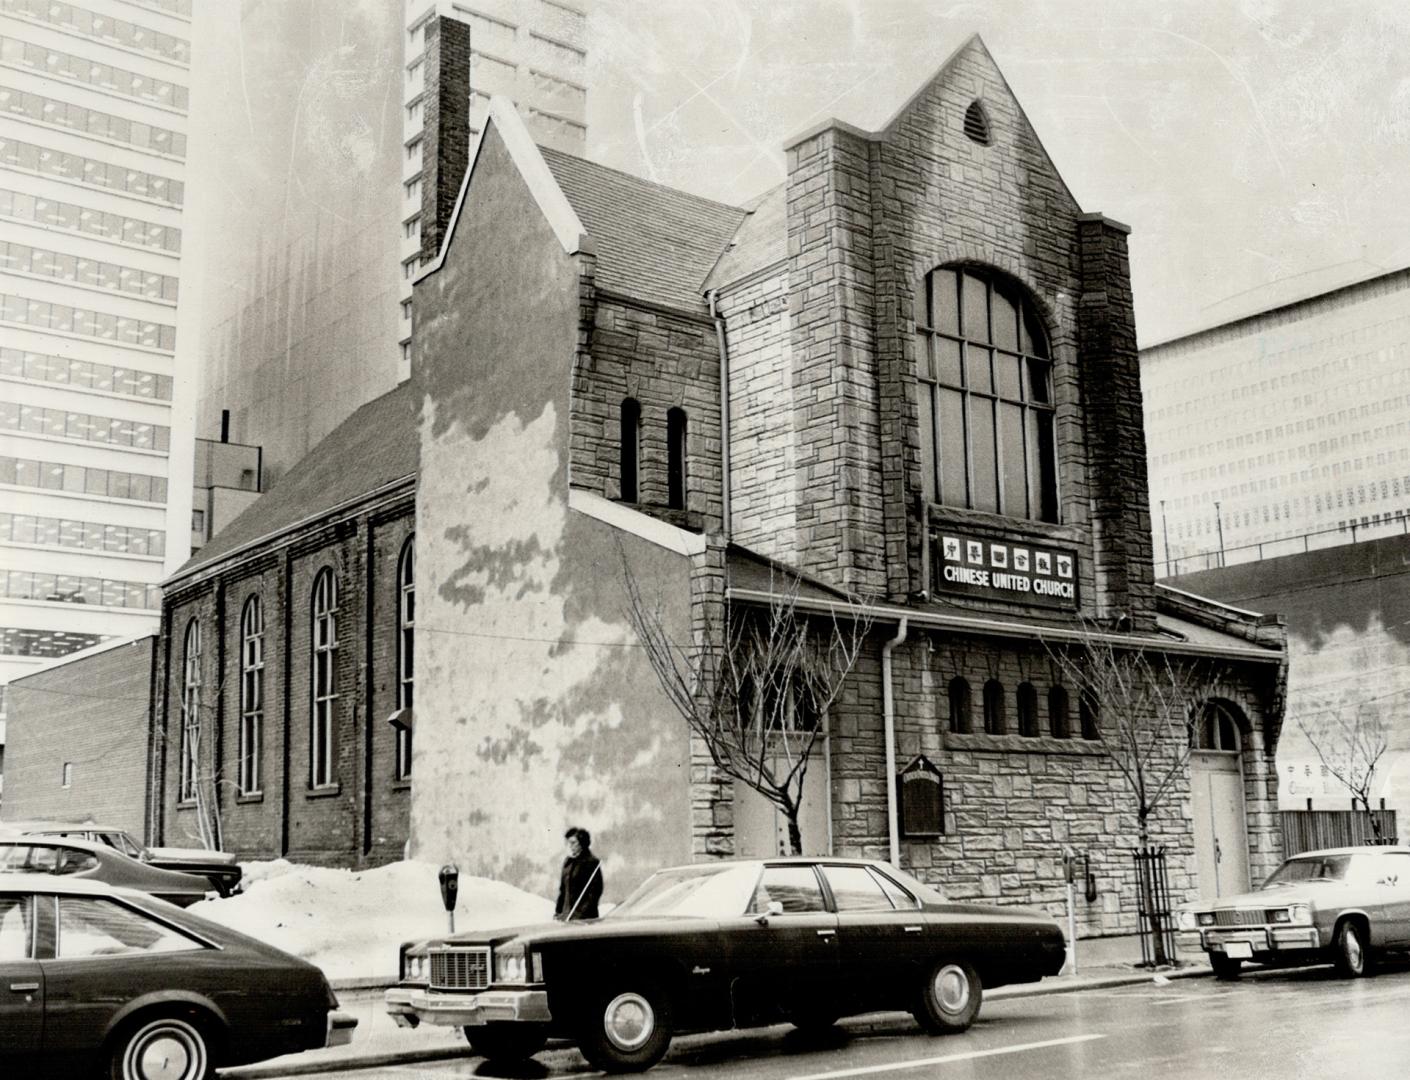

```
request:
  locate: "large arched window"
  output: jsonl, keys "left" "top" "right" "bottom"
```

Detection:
{"left": 1195, "top": 700, "right": 1242, "bottom": 752}
{"left": 983, "top": 679, "right": 1007, "bottom": 735}
{"left": 238, "top": 595, "right": 263, "bottom": 795}
{"left": 1048, "top": 685, "right": 1071, "bottom": 739}
{"left": 310, "top": 568, "right": 338, "bottom": 789}
{"left": 396, "top": 538, "right": 415, "bottom": 780}
{"left": 1016, "top": 682, "right": 1039, "bottom": 737}
{"left": 947, "top": 677, "right": 972, "bottom": 734}
{"left": 917, "top": 266, "right": 1057, "bottom": 522}
{"left": 667, "top": 407, "right": 687, "bottom": 510}
{"left": 620, "top": 398, "right": 640, "bottom": 503}
{"left": 179, "top": 618, "right": 200, "bottom": 802}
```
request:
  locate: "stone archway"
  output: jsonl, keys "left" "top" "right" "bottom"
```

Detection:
{"left": 1190, "top": 699, "right": 1252, "bottom": 898}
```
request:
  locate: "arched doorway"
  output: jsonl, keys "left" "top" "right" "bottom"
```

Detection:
{"left": 1190, "top": 700, "right": 1251, "bottom": 898}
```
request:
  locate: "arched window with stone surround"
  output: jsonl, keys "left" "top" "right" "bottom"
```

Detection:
{"left": 620, "top": 398, "right": 640, "bottom": 503}
{"left": 667, "top": 407, "right": 687, "bottom": 510}
{"left": 179, "top": 618, "right": 200, "bottom": 802}
{"left": 1079, "top": 688, "right": 1100, "bottom": 740}
{"left": 1017, "top": 682, "right": 1039, "bottom": 736}
{"left": 1194, "top": 700, "right": 1242, "bottom": 752}
{"left": 947, "top": 677, "right": 971, "bottom": 734}
{"left": 1048, "top": 685, "right": 1071, "bottom": 739}
{"left": 916, "top": 265, "right": 1057, "bottom": 522}
{"left": 310, "top": 568, "right": 338, "bottom": 789}
{"left": 395, "top": 538, "right": 415, "bottom": 780}
{"left": 983, "top": 679, "right": 1006, "bottom": 735}
{"left": 238, "top": 595, "right": 263, "bottom": 795}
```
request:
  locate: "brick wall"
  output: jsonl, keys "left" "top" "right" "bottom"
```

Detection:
{"left": 156, "top": 492, "right": 414, "bottom": 866}
{"left": 420, "top": 16, "right": 471, "bottom": 263}
{"left": 4, "top": 638, "right": 156, "bottom": 840}
{"left": 572, "top": 296, "right": 723, "bottom": 530}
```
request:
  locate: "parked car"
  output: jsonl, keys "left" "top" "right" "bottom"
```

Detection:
{"left": 27, "top": 826, "right": 243, "bottom": 898}
{"left": 1176, "top": 845, "right": 1410, "bottom": 979}
{"left": 386, "top": 856, "right": 1066, "bottom": 1072}
{"left": 0, "top": 873, "right": 355, "bottom": 1077}
{"left": 0, "top": 837, "right": 211, "bottom": 908}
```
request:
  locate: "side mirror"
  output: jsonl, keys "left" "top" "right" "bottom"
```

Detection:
{"left": 755, "top": 900, "right": 784, "bottom": 925}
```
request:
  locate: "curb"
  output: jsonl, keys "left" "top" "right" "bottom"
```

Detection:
{"left": 225, "top": 966, "right": 1214, "bottom": 1079}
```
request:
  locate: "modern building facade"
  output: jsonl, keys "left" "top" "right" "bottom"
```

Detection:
{"left": 399, "top": 0, "right": 587, "bottom": 379}
{"left": 1141, "top": 267, "right": 1410, "bottom": 576}
{"left": 409, "top": 33, "right": 1288, "bottom": 931}
{"left": 0, "top": 0, "right": 192, "bottom": 731}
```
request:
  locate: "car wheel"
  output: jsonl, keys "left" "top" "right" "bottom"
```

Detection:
{"left": 576, "top": 984, "right": 673, "bottom": 1073}
{"left": 1334, "top": 919, "right": 1371, "bottom": 978}
{"left": 107, "top": 1014, "right": 214, "bottom": 1080}
{"left": 1209, "top": 953, "right": 1242, "bottom": 981}
{"left": 912, "top": 959, "right": 982, "bottom": 1035}
{"left": 463, "top": 1022, "right": 548, "bottom": 1061}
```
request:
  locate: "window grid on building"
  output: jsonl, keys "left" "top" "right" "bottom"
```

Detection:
{"left": 0, "top": 347, "right": 172, "bottom": 399}
{"left": 2, "top": 568, "right": 159, "bottom": 609}
{"left": 0, "top": 455, "right": 168, "bottom": 502}
{"left": 0, "top": 34, "right": 189, "bottom": 109}
{"left": 310, "top": 568, "right": 337, "bottom": 789}
{"left": 396, "top": 540, "right": 414, "bottom": 780}
{"left": 0, "top": 0, "right": 191, "bottom": 65}
{"left": 0, "top": 292, "right": 176, "bottom": 351}
{"left": 0, "top": 188, "right": 181, "bottom": 253}
{"left": 0, "top": 135, "right": 184, "bottom": 205}
{"left": 1, "top": 240, "right": 179, "bottom": 301}
{"left": 0, "top": 511, "right": 165, "bottom": 556}
{"left": 0, "top": 626, "right": 108, "bottom": 657}
{"left": 239, "top": 595, "right": 263, "bottom": 795}
{"left": 1, "top": 400, "right": 171, "bottom": 451}
{"left": 179, "top": 618, "right": 199, "bottom": 802}
{"left": 918, "top": 266, "right": 1057, "bottom": 523}
{"left": 0, "top": 85, "right": 187, "bottom": 158}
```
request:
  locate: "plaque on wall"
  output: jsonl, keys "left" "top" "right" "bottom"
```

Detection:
{"left": 932, "top": 531, "right": 1078, "bottom": 610}
{"left": 899, "top": 755, "right": 945, "bottom": 837}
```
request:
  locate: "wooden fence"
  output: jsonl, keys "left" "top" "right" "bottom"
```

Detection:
{"left": 1280, "top": 809, "right": 1398, "bottom": 856}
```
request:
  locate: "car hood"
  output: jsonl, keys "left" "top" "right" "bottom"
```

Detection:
{"left": 1190, "top": 884, "right": 1330, "bottom": 910}
{"left": 147, "top": 845, "right": 239, "bottom": 866}
{"left": 406, "top": 915, "right": 737, "bottom": 952}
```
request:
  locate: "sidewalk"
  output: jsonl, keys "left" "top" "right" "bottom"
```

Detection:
{"left": 221, "top": 960, "right": 1212, "bottom": 1079}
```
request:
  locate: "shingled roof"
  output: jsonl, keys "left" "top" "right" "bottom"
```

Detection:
{"left": 539, "top": 147, "right": 748, "bottom": 313}
{"left": 169, "top": 381, "right": 418, "bottom": 582}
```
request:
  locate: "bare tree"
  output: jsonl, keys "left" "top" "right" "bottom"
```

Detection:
{"left": 624, "top": 558, "right": 872, "bottom": 855}
{"left": 160, "top": 673, "right": 228, "bottom": 852}
{"left": 1295, "top": 693, "right": 1390, "bottom": 839}
{"left": 1042, "top": 619, "right": 1219, "bottom": 965}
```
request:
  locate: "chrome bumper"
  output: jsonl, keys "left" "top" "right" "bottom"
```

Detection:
{"left": 326, "top": 1010, "right": 357, "bottom": 1047}
{"left": 1178, "top": 926, "right": 1323, "bottom": 954}
{"left": 385, "top": 986, "right": 551, "bottom": 1028}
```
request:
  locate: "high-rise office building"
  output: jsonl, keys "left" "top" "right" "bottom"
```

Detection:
{"left": 398, "top": 0, "right": 587, "bottom": 377}
{"left": 0, "top": 0, "right": 192, "bottom": 715}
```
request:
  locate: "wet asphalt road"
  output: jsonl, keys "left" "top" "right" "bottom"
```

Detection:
{"left": 278, "top": 963, "right": 1410, "bottom": 1080}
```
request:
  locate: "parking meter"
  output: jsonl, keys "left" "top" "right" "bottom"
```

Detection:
{"left": 439, "top": 864, "right": 459, "bottom": 933}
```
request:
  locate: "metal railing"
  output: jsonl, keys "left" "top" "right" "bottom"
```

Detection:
{"left": 1160, "top": 511, "right": 1410, "bottom": 577}
{"left": 1132, "top": 846, "right": 1176, "bottom": 967}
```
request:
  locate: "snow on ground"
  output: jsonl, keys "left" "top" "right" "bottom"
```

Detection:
{"left": 190, "top": 859, "right": 554, "bottom": 982}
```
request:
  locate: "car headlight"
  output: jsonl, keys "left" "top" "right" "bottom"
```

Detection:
{"left": 1176, "top": 910, "right": 1197, "bottom": 931}
{"left": 494, "top": 946, "right": 527, "bottom": 984}
{"left": 401, "top": 951, "right": 428, "bottom": 981}
{"left": 1197, "top": 912, "right": 1216, "bottom": 927}
{"left": 1287, "top": 903, "right": 1313, "bottom": 926}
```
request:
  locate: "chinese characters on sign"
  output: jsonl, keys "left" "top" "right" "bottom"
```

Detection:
{"left": 934, "top": 532, "right": 1078, "bottom": 610}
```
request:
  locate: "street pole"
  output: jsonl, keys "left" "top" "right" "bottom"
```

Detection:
{"left": 1214, "top": 500, "right": 1225, "bottom": 567}
{"left": 1160, "top": 499, "right": 1170, "bottom": 577}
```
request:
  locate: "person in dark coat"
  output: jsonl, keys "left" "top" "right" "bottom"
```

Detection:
{"left": 554, "top": 826, "right": 603, "bottom": 921}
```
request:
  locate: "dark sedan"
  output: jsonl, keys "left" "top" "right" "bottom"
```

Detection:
{"left": 0, "top": 873, "right": 355, "bottom": 1078}
{"left": 0, "top": 837, "right": 211, "bottom": 908}
{"left": 387, "top": 856, "right": 1065, "bottom": 1072}
{"left": 26, "top": 826, "right": 243, "bottom": 898}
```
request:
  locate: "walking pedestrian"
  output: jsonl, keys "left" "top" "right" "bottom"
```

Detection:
{"left": 554, "top": 826, "right": 603, "bottom": 921}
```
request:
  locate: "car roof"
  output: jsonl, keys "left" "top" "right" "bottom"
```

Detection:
{"left": 27, "top": 826, "right": 132, "bottom": 837}
{"left": 1, "top": 834, "right": 113, "bottom": 854}
{"left": 0, "top": 871, "right": 150, "bottom": 898}
{"left": 1287, "top": 846, "right": 1410, "bottom": 858}
{"left": 654, "top": 856, "right": 896, "bottom": 873}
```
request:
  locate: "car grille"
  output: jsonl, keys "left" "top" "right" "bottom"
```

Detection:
{"left": 1211, "top": 909, "right": 1279, "bottom": 927}
{"left": 430, "top": 947, "right": 490, "bottom": 991}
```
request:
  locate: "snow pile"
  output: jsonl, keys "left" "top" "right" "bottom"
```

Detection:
{"left": 190, "top": 859, "right": 554, "bottom": 982}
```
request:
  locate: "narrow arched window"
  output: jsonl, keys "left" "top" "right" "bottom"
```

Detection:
{"left": 179, "top": 618, "right": 200, "bottom": 802}
{"left": 1195, "top": 701, "right": 1242, "bottom": 751}
{"left": 667, "top": 407, "right": 687, "bottom": 510}
{"left": 947, "top": 677, "right": 971, "bottom": 734}
{"left": 1048, "top": 685, "right": 1070, "bottom": 739}
{"left": 238, "top": 595, "right": 264, "bottom": 795}
{"left": 983, "top": 679, "right": 1006, "bottom": 735}
{"left": 396, "top": 538, "right": 415, "bottom": 780}
{"left": 620, "top": 398, "right": 640, "bottom": 503}
{"left": 917, "top": 266, "right": 1057, "bottom": 522}
{"left": 1017, "top": 682, "right": 1038, "bottom": 737}
{"left": 310, "top": 568, "right": 338, "bottom": 788}
{"left": 1080, "top": 688, "right": 1100, "bottom": 740}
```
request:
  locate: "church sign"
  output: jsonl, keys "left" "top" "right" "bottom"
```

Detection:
{"left": 933, "top": 532, "right": 1078, "bottom": 610}
{"left": 899, "top": 755, "right": 945, "bottom": 837}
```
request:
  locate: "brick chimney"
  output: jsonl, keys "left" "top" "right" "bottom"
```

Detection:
{"left": 419, "top": 16, "right": 471, "bottom": 264}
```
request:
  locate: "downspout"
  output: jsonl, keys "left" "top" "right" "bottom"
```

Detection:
{"left": 708, "top": 289, "right": 732, "bottom": 541}
{"left": 882, "top": 616, "right": 909, "bottom": 867}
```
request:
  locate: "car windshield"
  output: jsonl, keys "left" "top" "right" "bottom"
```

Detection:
{"left": 608, "top": 864, "right": 761, "bottom": 919}
{"left": 1262, "top": 854, "right": 1353, "bottom": 888}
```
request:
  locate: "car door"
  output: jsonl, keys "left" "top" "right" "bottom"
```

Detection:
{"left": 822, "top": 864, "right": 924, "bottom": 1012}
{"left": 724, "top": 864, "right": 838, "bottom": 1024}
{"left": 0, "top": 892, "right": 44, "bottom": 1071}
{"left": 1368, "top": 852, "right": 1410, "bottom": 945}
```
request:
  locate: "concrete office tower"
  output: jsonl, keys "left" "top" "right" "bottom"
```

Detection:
{"left": 1142, "top": 268, "right": 1410, "bottom": 575}
{"left": 0, "top": 0, "right": 192, "bottom": 706}
{"left": 399, "top": 0, "right": 586, "bottom": 378}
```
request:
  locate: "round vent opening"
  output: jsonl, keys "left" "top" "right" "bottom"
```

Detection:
{"left": 963, "top": 100, "right": 992, "bottom": 146}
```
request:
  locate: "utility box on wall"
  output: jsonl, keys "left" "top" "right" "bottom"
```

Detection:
{"left": 899, "top": 755, "right": 945, "bottom": 837}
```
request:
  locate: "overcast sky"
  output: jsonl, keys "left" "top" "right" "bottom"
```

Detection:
{"left": 580, "top": 0, "right": 1410, "bottom": 345}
